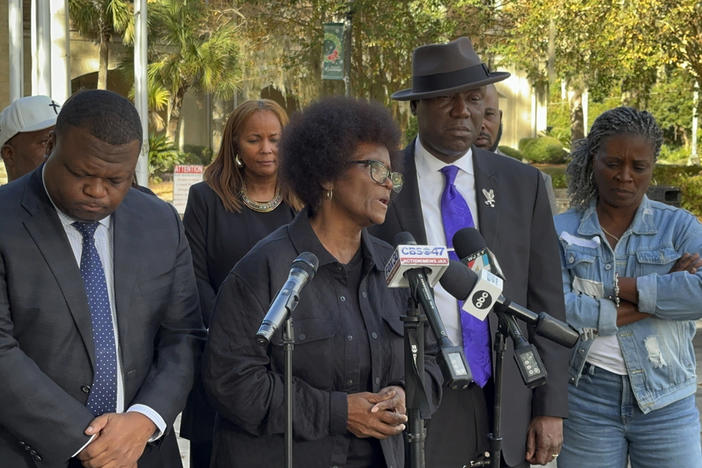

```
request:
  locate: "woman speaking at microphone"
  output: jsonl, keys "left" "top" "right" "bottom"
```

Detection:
{"left": 203, "top": 97, "right": 442, "bottom": 468}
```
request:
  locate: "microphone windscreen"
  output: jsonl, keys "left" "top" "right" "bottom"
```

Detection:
{"left": 453, "top": 227, "right": 487, "bottom": 259}
{"left": 439, "top": 260, "right": 479, "bottom": 301}
{"left": 393, "top": 231, "right": 417, "bottom": 247}
{"left": 292, "top": 252, "right": 319, "bottom": 278}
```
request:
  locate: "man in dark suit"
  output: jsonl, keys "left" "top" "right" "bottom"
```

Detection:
{"left": 0, "top": 89, "right": 204, "bottom": 467}
{"left": 371, "top": 38, "right": 568, "bottom": 467}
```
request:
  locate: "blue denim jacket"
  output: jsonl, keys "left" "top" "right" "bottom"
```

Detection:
{"left": 554, "top": 196, "right": 702, "bottom": 413}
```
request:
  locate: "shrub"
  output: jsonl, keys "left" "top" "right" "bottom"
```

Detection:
{"left": 182, "top": 144, "right": 215, "bottom": 166}
{"left": 148, "top": 134, "right": 185, "bottom": 182}
{"left": 517, "top": 137, "right": 532, "bottom": 152}
{"left": 658, "top": 145, "right": 690, "bottom": 165}
{"left": 540, "top": 166, "right": 567, "bottom": 189}
{"left": 497, "top": 145, "right": 523, "bottom": 160}
{"left": 651, "top": 164, "right": 702, "bottom": 216}
{"left": 519, "top": 136, "right": 568, "bottom": 164}
{"left": 404, "top": 115, "right": 418, "bottom": 146}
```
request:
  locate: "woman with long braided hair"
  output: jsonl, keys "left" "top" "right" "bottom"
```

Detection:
{"left": 555, "top": 107, "right": 702, "bottom": 467}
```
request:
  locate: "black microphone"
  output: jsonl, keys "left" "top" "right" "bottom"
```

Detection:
{"left": 256, "top": 252, "right": 319, "bottom": 346}
{"left": 389, "top": 232, "right": 472, "bottom": 389}
{"left": 440, "top": 260, "right": 579, "bottom": 348}
{"left": 453, "top": 227, "right": 505, "bottom": 279}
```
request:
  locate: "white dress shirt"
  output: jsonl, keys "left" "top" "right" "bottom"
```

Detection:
{"left": 41, "top": 168, "right": 165, "bottom": 455}
{"left": 415, "top": 137, "right": 480, "bottom": 347}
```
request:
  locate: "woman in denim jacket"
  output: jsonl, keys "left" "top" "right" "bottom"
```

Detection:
{"left": 554, "top": 107, "right": 702, "bottom": 468}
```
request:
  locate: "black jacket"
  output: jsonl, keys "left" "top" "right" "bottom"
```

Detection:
{"left": 203, "top": 209, "right": 443, "bottom": 468}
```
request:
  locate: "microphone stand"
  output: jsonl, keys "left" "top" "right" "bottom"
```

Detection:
{"left": 283, "top": 316, "right": 295, "bottom": 468}
{"left": 468, "top": 310, "right": 548, "bottom": 468}
{"left": 402, "top": 295, "right": 428, "bottom": 468}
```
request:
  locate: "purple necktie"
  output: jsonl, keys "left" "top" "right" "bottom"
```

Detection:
{"left": 440, "top": 165, "right": 491, "bottom": 387}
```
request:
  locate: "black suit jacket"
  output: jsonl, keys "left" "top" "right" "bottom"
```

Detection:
{"left": 179, "top": 181, "right": 295, "bottom": 443}
{"left": 0, "top": 168, "right": 205, "bottom": 467}
{"left": 371, "top": 142, "right": 569, "bottom": 466}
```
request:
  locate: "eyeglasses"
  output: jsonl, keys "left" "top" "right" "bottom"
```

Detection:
{"left": 347, "top": 160, "right": 404, "bottom": 193}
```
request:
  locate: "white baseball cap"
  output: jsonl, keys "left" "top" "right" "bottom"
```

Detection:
{"left": 0, "top": 95, "right": 61, "bottom": 147}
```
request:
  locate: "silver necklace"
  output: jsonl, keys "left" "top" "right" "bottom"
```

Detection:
{"left": 240, "top": 185, "right": 282, "bottom": 213}
{"left": 601, "top": 225, "right": 621, "bottom": 242}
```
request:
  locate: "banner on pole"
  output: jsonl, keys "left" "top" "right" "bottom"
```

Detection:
{"left": 322, "top": 23, "right": 344, "bottom": 81}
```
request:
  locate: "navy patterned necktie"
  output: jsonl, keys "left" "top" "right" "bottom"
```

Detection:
{"left": 439, "top": 165, "right": 491, "bottom": 387}
{"left": 73, "top": 221, "right": 117, "bottom": 416}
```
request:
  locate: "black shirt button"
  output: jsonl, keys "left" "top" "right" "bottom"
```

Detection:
{"left": 81, "top": 385, "right": 91, "bottom": 393}
{"left": 371, "top": 332, "right": 378, "bottom": 339}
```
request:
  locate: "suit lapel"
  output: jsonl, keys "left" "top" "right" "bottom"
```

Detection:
{"left": 112, "top": 193, "right": 142, "bottom": 369}
{"left": 394, "top": 143, "right": 429, "bottom": 243}
{"left": 473, "top": 147, "right": 501, "bottom": 248}
{"left": 20, "top": 170, "right": 96, "bottom": 369}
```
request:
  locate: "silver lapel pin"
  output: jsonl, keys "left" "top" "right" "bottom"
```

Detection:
{"left": 482, "top": 188, "right": 495, "bottom": 207}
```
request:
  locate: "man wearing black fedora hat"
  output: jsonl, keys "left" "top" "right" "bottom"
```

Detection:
{"left": 371, "top": 37, "right": 568, "bottom": 467}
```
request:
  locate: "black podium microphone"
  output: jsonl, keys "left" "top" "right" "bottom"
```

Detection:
{"left": 256, "top": 252, "right": 319, "bottom": 345}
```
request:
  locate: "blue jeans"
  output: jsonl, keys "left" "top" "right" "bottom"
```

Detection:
{"left": 558, "top": 363, "right": 702, "bottom": 468}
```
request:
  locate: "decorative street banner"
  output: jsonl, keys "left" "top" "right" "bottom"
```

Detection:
{"left": 322, "top": 23, "right": 344, "bottom": 80}
{"left": 172, "top": 164, "right": 203, "bottom": 214}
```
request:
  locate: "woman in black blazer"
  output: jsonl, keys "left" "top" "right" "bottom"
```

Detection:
{"left": 179, "top": 99, "right": 300, "bottom": 468}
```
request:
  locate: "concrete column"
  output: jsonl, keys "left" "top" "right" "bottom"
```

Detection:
{"left": 50, "top": 0, "right": 70, "bottom": 103}
{"left": 134, "top": 0, "right": 149, "bottom": 187}
{"left": 582, "top": 88, "right": 589, "bottom": 136}
{"left": 690, "top": 82, "right": 699, "bottom": 165}
{"left": 8, "top": 0, "right": 24, "bottom": 101}
{"left": 32, "top": 0, "right": 52, "bottom": 96}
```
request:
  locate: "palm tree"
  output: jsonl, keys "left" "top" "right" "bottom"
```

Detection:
{"left": 68, "top": 0, "right": 133, "bottom": 90}
{"left": 149, "top": 0, "right": 243, "bottom": 142}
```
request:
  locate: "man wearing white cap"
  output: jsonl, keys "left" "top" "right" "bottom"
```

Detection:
{"left": 0, "top": 95, "right": 61, "bottom": 183}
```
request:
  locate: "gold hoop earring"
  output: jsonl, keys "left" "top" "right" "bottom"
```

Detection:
{"left": 235, "top": 155, "right": 244, "bottom": 168}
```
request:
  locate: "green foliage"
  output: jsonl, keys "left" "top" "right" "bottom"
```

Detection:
{"left": 646, "top": 69, "right": 696, "bottom": 147}
{"left": 651, "top": 164, "right": 702, "bottom": 215}
{"left": 68, "top": 0, "right": 133, "bottom": 89}
{"left": 545, "top": 125, "right": 571, "bottom": 149}
{"left": 149, "top": 0, "right": 244, "bottom": 141}
{"left": 535, "top": 163, "right": 702, "bottom": 215}
{"left": 68, "top": 0, "right": 132, "bottom": 43}
{"left": 182, "top": 145, "right": 214, "bottom": 166}
{"left": 497, "top": 146, "right": 523, "bottom": 160}
{"left": 404, "top": 115, "right": 418, "bottom": 147}
{"left": 519, "top": 136, "right": 568, "bottom": 164}
{"left": 540, "top": 166, "right": 567, "bottom": 189}
{"left": 658, "top": 145, "right": 691, "bottom": 165}
{"left": 236, "top": 0, "right": 495, "bottom": 134}
{"left": 148, "top": 134, "right": 185, "bottom": 181}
